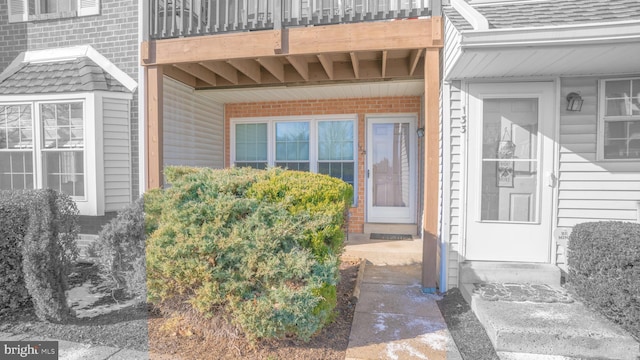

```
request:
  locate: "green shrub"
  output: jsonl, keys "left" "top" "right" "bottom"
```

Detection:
{"left": 146, "top": 166, "right": 352, "bottom": 341}
{"left": 568, "top": 221, "right": 640, "bottom": 339}
{"left": 0, "top": 191, "right": 33, "bottom": 313}
{"left": 92, "top": 197, "right": 146, "bottom": 299}
{"left": 246, "top": 168, "right": 353, "bottom": 258}
{"left": 21, "top": 189, "right": 79, "bottom": 322}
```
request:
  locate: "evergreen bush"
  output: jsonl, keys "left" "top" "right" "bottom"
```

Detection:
{"left": 146, "top": 166, "right": 352, "bottom": 341}
{"left": 21, "top": 189, "right": 79, "bottom": 322}
{"left": 92, "top": 197, "right": 146, "bottom": 299}
{"left": 568, "top": 221, "right": 640, "bottom": 339}
{"left": 0, "top": 191, "right": 33, "bottom": 312}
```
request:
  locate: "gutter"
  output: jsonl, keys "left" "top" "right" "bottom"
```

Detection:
{"left": 459, "top": 20, "right": 640, "bottom": 49}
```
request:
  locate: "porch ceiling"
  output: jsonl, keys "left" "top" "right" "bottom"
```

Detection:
{"left": 142, "top": 18, "right": 443, "bottom": 90}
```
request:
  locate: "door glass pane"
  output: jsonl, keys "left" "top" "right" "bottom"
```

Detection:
{"left": 372, "top": 123, "right": 410, "bottom": 207}
{"left": 480, "top": 99, "right": 538, "bottom": 222}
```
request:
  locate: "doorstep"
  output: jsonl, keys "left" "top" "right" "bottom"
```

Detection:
{"left": 459, "top": 282, "right": 640, "bottom": 360}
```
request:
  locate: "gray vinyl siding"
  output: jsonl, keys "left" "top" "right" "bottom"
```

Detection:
{"left": 103, "top": 97, "right": 132, "bottom": 211}
{"left": 163, "top": 77, "right": 225, "bottom": 169}
{"left": 442, "top": 80, "right": 463, "bottom": 290}
{"left": 557, "top": 76, "right": 640, "bottom": 229}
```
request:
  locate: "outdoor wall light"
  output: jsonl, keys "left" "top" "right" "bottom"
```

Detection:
{"left": 566, "top": 92, "right": 584, "bottom": 112}
{"left": 417, "top": 127, "right": 425, "bottom": 137}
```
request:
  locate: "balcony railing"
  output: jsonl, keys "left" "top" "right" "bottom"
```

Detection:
{"left": 149, "top": 0, "right": 435, "bottom": 39}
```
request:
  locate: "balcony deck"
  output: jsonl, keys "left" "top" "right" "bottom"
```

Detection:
{"left": 149, "top": 0, "right": 438, "bottom": 39}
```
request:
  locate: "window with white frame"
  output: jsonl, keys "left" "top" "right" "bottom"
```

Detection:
{"left": 0, "top": 101, "right": 85, "bottom": 199}
{"left": 232, "top": 116, "right": 357, "bottom": 199}
{"left": 8, "top": 0, "right": 99, "bottom": 22}
{"left": 600, "top": 78, "right": 640, "bottom": 159}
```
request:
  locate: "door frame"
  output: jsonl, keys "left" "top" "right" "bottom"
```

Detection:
{"left": 365, "top": 113, "right": 418, "bottom": 224}
{"left": 463, "top": 81, "right": 557, "bottom": 263}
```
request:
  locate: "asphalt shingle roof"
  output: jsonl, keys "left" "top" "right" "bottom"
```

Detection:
{"left": 445, "top": 0, "right": 640, "bottom": 31}
{"left": 0, "top": 57, "right": 128, "bottom": 95}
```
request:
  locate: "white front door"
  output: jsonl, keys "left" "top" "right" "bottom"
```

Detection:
{"left": 366, "top": 115, "right": 417, "bottom": 224}
{"left": 465, "top": 82, "right": 555, "bottom": 262}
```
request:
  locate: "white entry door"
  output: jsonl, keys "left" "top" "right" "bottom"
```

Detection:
{"left": 366, "top": 115, "right": 417, "bottom": 224}
{"left": 466, "top": 82, "right": 555, "bottom": 262}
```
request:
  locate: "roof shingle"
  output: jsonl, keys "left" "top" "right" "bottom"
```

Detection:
{"left": 445, "top": 0, "right": 640, "bottom": 31}
{"left": 0, "top": 57, "right": 128, "bottom": 95}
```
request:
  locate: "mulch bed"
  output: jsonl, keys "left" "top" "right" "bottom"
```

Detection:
{"left": 437, "top": 288, "right": 499, "bottom": 360}
{"left": 0, "top": 259, "right": 360, "bottom": 359}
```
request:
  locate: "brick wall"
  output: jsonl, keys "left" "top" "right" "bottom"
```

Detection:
{"left": 225, "top": 96, "right": 422, "bottom": 233}
{"left": 0, "top": 0, "right": 28, "bottom": 71}
{"left": 0, "top": 0, "right": 139, "bottom": 199}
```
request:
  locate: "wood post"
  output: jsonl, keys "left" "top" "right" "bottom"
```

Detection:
{"left": 422, "top": 47, "right": 440, "bottom": 293}
{"left": 145, "top": 65, "right": 164, "bottom": 190}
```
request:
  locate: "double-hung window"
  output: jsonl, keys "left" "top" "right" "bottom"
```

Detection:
{"left": 232, "top": 115, "right": 357, "bottom": 202}
{"left": 8, "top": 0, "right": 99, "bottom": 22}
{"left": 600, "top": 78, "right": 640, "bottom": 160}
{"left": 0, "top": 101, "right": 85, "bottom": 199}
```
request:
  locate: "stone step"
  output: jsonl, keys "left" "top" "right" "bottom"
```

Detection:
{"left": 461, "top": 283, "right": 640, "bottom": 360}
{"left": 460, "top": 261, "right": 561, "bottom": 287}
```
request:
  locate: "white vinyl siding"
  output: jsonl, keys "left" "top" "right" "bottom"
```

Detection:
{"left": 442, "top": 80, "right": 463, "bottom": 290}
{"left": 557, "top": 76, "right": 640, "bottom": 228}
{"left": 102, "top": 98, "right": 131, "bottom": 212}
{"left": 443, "top": 16, "right": 462, "bottom": 82}
{"left": 163, "top": 77, "right": 224, "bottom": 170}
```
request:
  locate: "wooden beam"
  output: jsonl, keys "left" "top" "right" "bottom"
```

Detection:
{"left": 432, "top": 16, "right": 443, "bottom": 46}
{"left": 287, "top": 56, "right": 309, "bottom": 81}
{"left": 227, "top": 59, "right": 261, "bottom": 83}
{"left": 409, "top": 49, "right": 423, "bottom": 76}
{"left": 201, "top": 61, "right": 239, "bottom": 84}
{"left": 422, "top": 47, "right": 440, "bottom": 293}
{"left": 145, "top": 65, "right": 163, "bottom": 190}
{"left": 381, "top": 50, "right": 388, "bottom": 78}
{"left": 147, "top": 19, "right": 438, "bottom": 65}
{"left": 163, "top": 65, "right": 197, "bottom": 88}
{"left": 256, "top": 57, "right": 285, "bottom": 82}
{"left": 350, "top": 52, "right": 360, "bottom": 79}
{"left": 174, "top": 63, "right": 217, "bottom": 86}
{"left": 317, "top": 54, "right": 334, "bottom": 80}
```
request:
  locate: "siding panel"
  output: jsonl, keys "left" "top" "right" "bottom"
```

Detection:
{"left": 557, "top": 76, "right": 640, "bottom": 226}
{"left": 163, "top": 77, "right": 224, "bottom": 170}
{"left": 102, "top": 97, "right": 132, "bottom": 212}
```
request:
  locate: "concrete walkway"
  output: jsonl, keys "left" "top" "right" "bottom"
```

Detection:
{"left": 0, "top": 332, "right": 148, "bottom": 360}
{"left": 344, "top": 234, "right": 462, "bottom": 360}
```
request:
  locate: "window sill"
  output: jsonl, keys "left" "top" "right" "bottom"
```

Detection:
{"left": 28, "top": 11, "right": 77, "bottom": 22}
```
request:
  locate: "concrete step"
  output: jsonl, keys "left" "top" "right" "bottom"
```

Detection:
{"left": 460, "top": 261, "right": 561, "bottom": 287}
{"left": 461, "top": 283, "right": 640, "bottom": 360}
{"left": 363, "top": 223, "right": 419, "bottom": 236}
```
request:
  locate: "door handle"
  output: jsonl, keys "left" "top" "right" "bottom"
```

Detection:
{"left": 367, "top": 169, "right": 370, "bottom": 179}
{"left": 547, "top": 172, "right": 557, "bottom": 188}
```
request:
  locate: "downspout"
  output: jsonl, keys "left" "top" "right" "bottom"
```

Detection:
{"left": 138, "top": 0, "right": 148, "bottom": 195}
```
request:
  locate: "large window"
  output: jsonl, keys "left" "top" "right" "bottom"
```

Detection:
{"left": 600, "top": 78, "right": 640, "bottom": 159}
{"left": 232, "top": 116, "right": 357, "bottom": 201}
{"left": 0, "top": 101, "right": 85, "bottom": 199}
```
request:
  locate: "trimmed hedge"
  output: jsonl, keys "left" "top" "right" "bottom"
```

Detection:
{"left": 146, "top": 166, "right": 352, "bottom": 341}
{"left": 92, "top": 197, "right": 146, "bottom": 300}
{"left": 0, "top": 189, "right": 79, "bottom": 322}
{"left": 567, "top": 221, "right": 640, "bottom": 339}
